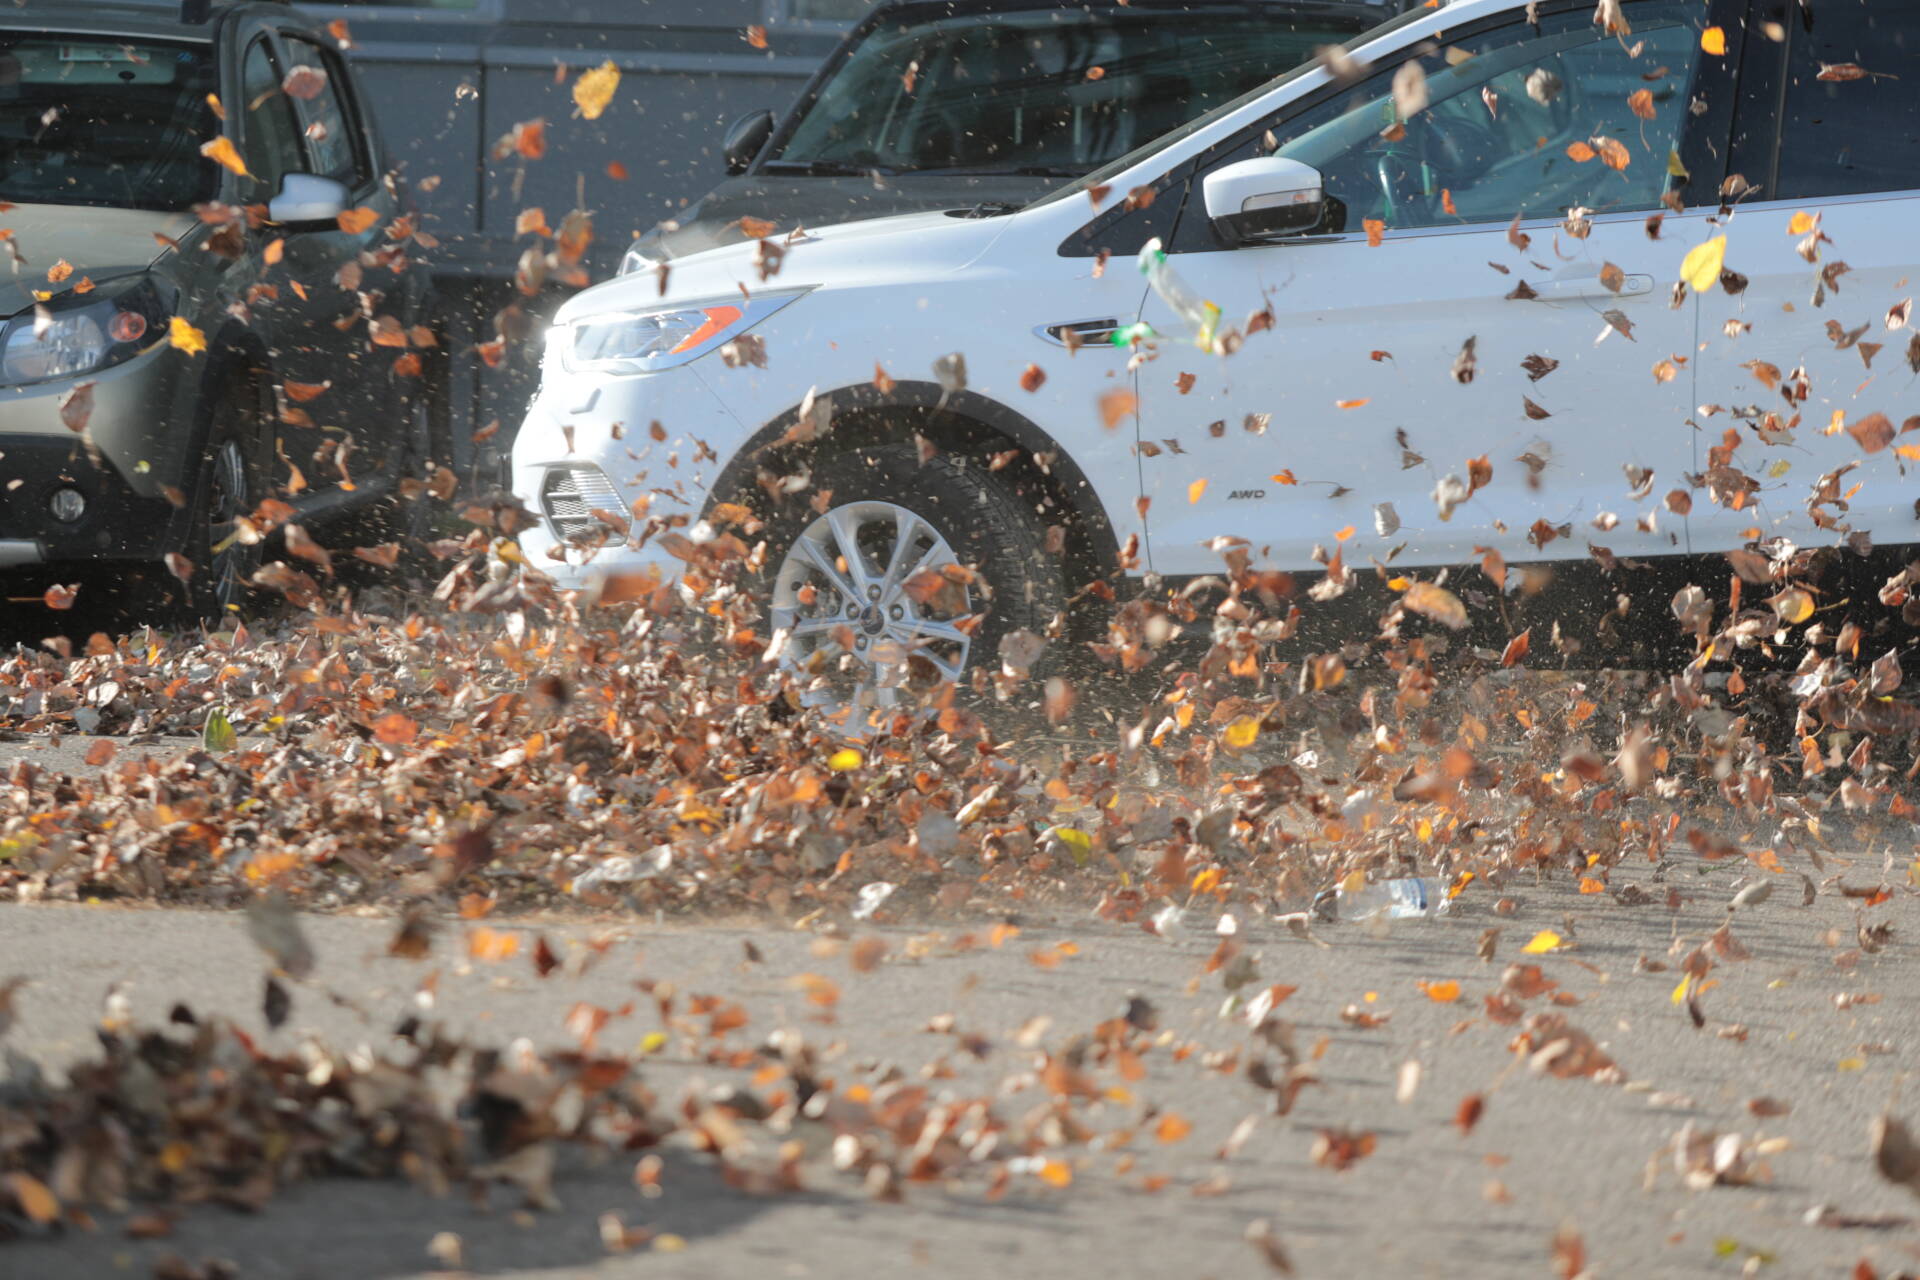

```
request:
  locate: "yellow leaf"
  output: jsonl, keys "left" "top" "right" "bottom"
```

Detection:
{"left": 3, "top": 1173, "right": 58, "bottom": 1225}
{"left": 199, "top": 135, "right": 249, "bottom": 177}
{"left": 1521, "top": 929, "right": 1562, "bottom": 954}
{"left": 1671, "top": 974, "right": 1693, "bottom": 1004}
{"left": 169, "top": 316, "right": 207, "bottom": 355}
{"left": 573, "top": 59, "right": 621, "bottom": 120}
{"left": 1339, "top": 868, "right": 1367, "bottom": 895}
{"left": 1419, "top": 979, "right": 1462, "bottom": 1003}
{"left": 1701, "top": 25, "right": 1727, "bottom": 55}
{"left": 1222, "top": 716, "right": 1260, "bottom": 749}
{"left": 1187, "top": 477, "right": 1208, "bottom": 504}
{"left": 1680, "top": 235, "right": 1727, "bottom": 292}
{"left": 1666, "top": 149, "right": 1690, "bottom": 180}
{"left": 1837, "top": 1056, "right": 1866, "bottom": 1072}
{"left": 828, "top": 748, "right": 863, "bottom": 772}
{"left": 1894, "top": 444, "right": 1920, "bottom": 461}
{"left": 1788, "top": 211, "right": 1817, "bottom": 236}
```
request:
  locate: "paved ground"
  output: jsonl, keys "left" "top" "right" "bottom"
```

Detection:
{"left": 0, "top": 863, "right": 1914, "bottom": 1279}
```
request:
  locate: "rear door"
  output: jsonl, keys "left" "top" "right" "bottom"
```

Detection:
{"left": 1131, "top": 0, "right": 1738, "bottom": 592}
{"left": 1689, "top": 2, "right": 1920, "bottom": 556}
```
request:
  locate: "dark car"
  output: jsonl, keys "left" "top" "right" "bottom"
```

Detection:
{"left": 622, "top": 0, "right": 1400, "bottom": 269}
{"left": 0, "top": 0, "right": 448, "bottom": 618}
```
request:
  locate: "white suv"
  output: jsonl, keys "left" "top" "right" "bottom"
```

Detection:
{"left": 514, "top": 0, "right": 1920, "bottom": 710}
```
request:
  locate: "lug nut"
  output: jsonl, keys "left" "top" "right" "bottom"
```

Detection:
{"left": 889, "top": 605, "right": 903, "bottom": 619}
{"left": 855, "top": 636, "right": 867, "bottom": 650}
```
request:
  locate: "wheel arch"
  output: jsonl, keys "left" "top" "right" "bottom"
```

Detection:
{"left": 708, "top": 379, "right": 1125, "bottom": 589}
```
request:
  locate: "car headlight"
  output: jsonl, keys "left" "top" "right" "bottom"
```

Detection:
{"left": 1, "top": 275, "right": 175, "bottom": 386}
{"left": 562, "top": 290, "right": 805, "bottom": 374}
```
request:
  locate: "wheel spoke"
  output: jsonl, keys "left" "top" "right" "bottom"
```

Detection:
{"left": 793, "top": 533, "right": 858, "bottom": 603}
{"left": 824, "top": 505, "right": 872, "bottom": 595}
{"left": 892, "top": 615, "right": 969, "bottom": 646}
{"left": 787, "top": 617, "right": 841, "bottom": 638}
{"left": 881, "top": 508, "right": 927, "bottom": 591}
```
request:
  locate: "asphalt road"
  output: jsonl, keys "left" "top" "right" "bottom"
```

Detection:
{"left": 0, "top": 866, "right": 1915, "bottom": 1280}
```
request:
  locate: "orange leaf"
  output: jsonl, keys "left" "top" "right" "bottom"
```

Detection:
{"left": 1363, "top": 218, "right": 1385, "bottom": 247}
{"left": 1037, "top": 1159, "right": 1072, "bottom": 1187}
{"left": 1334, "top": 524, "right": 1355, "bottom": 542}
{"left": 199, "top": 135, "right": 249, "bottom": 177}
{"left": 4, "top": 1173, "right": 59, "bottom": 1225}
{"left": 1566, "top": 141, "right": 1597, "bottom": 162}
{"left": 1099, "top": 389, "right": 1137, "bottom": 429}
{"left": 1701, "top": 26, "right": 1727, "bottom": 55}
{"left": 1155, "top": 1113, "right": 1193, "bottom": 1143}
{"left": 1271, "top": 470, "right": 1297, "bottom": 485}
{"left": 1578, "top": 876, "right": 1606, "bottom": 894}
{"left": 1335, "top": 398, "right": 1370, "bottom": 410}
{"left": 1187, "top": 478, "right": 1208, "bottom": 504}
{"left": 606, "top": 160, "right": 630, "bottom": 180}
{"left": 373, "top": 712, "right": 418, "bottom": 745}
{"left": 46, "top": 259, "right": 72, "bottom": 284}
{"left": 1627, "top": 88, "right": 1656, "bottom": 120}
{"left": 336, "top": 207, "right": 379, "bottom": 235}
{"left": 1418, "top": 979, "right": 1462, "bottom": 1003}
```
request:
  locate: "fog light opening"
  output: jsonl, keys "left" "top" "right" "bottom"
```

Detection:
{"left": 48, "top": 487, "right": 86, "bottom": 523}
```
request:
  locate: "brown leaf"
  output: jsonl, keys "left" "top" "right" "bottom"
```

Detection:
{"left": 1846, "top": 412, "right": 1894, "bottom": 454}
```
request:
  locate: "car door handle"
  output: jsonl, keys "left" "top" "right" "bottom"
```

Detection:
{"left": 1525, "top": 273, "right": 1654, "bottom": 301}
{"left": 1036, "top": 318, "right": 1124, "bottom": 347}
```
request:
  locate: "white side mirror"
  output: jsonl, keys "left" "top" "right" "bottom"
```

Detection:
{"left": 268, "top": 173, "right": 350, "bottom": 227}
{"left": 1203, "top": 156, "right": 1325, "bottom": 244}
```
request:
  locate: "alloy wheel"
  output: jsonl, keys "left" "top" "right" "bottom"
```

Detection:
{"left": 769, "top": 500, "right": 972, "bottom": 712}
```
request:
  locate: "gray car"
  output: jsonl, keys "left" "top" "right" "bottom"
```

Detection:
{"left": 623, "top": 0, "right": 1401, "bottom": 269}
{"left": 0, "top": 0, "right": 446, "bottom": 618}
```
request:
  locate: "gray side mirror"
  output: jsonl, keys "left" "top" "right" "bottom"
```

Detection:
{"left": 723, "top": 109, "right": 776, "bottom": 175}
{"left": 1203, "top": 157, "right": 1326, "bottom": 244}
{"left": 268, "top": 173, "right": 350, "bottom": 228}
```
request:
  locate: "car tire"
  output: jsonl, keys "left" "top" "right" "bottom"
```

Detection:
{"left": 747, "top": 444, "right": 1064, "bottom": 722}
{"left": 166, "top": 367, "right": 270, "bottom": 623}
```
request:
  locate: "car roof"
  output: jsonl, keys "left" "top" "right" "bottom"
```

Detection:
{"left": 0, "top": 1, "right": 306, "bottom": 43}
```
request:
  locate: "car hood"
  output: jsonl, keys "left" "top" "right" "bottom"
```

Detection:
{"left": 636, "top": 172, "right": 1060, "bottom": 263}
{"left": 560, "top": 205, "right": 1020, "bottom": 326}
{"left": 0, "top": 205, "right": 191, "bottom": 319}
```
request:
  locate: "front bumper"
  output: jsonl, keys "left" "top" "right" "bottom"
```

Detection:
{"left": 0, "top": 344, "right": 190, "bottom": 564}
{"left": 511, "top": 364, "right": 749, "bottom": 594}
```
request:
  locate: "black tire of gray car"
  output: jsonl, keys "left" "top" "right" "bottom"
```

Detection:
{"left": 174, "top": 368, "right": 272, "bottom": 623}
{"left": 743, "top": 444, "right": 1066, "bottom": 726}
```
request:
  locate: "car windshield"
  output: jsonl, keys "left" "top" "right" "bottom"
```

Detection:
{"left": 0, "top": 35, "right": 220, "bottom": 211}
{"left": 1028, "top": 0, "right": 1430, "bottom": 210}
{"left": 764, "top": 5, "right": 1377, "bottom": 177}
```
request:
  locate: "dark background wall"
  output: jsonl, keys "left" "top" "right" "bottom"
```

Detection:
{"left": 303, "top": 0, "right": 872, "bottom": 481}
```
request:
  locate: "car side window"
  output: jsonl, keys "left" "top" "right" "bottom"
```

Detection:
{"left": 279, "top": 37, "right": 370, "bottom": 188}
{"left": 1774, "top": 6, "right": 1920, "bottom": 200}
{"left": 1184, "top": 1, "right": 1705, "bottom": 243}
{"left": 240, "top": 38, "right": 304, "bottom": 198}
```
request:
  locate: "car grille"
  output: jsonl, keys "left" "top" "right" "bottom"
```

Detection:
{"left": 539, "top": 464, "right": 623, "bottom": 541}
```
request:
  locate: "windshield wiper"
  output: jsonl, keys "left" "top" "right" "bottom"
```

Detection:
{"left": 758, "top": 159, "right": 897, "bottom": 177}
{"left": 954, "top": 200, "right": 1023, "bottom": 218}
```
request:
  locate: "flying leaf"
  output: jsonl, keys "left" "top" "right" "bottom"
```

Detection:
{"left": 573, "top": 60, "right": 621, "bottom": 120}
{"left": 336, "top": 207, "right": 379, "bottom": 235}
{"left": 203, "top": 706, "right": 237, "bottom": 753}
{"left": 1701, "top": 26, "right": 1727, "bottom": 55}
{"left": 1627, "top": 88, "right": 1656, "bottom": 119}
{"left": 1402, "top": 582, "right": 1468, "bottom": 630}
{"left": 168, "top": 316, "right": 207, "bottom": 355}
{"left": 199, "top": 136, "right": 249, "bottom": 177}
{"left": 1521, "top": 929, "right": 1562, "bottom": 954}
{"left": 282, "top": 65, "right": 328, "bottom": 100}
